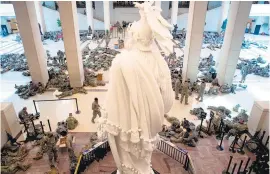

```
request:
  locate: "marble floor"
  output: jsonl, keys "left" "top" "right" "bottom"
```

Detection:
{"left": 17, "top": 132, "right": 189, "bottom": 174}
{"left": 0, "top": 33, "right": 269, "bottom": 173}
{"left": 1, "top": 34, "right": 270, "bottom": 132}
{"left": 176, "top": 136, "right": 256, "bottom": 174}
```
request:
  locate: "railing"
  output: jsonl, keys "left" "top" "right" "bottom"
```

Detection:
{"left": 76, "top": 1, "right": 95, "bottom": 9}
{"left": 156, "top": 139, "right": 191, "bottom": 172}
{"left": 32, "top": 98, "right": 81, "bottom": 115}
{"left": 74, "top": 140, "right": 110, "bottom": 174}
{"left": 113, "top": 1, "right": 144, "bottom": 8}
{"left": 169, "top": 1, "right": 190, "bottom": 9}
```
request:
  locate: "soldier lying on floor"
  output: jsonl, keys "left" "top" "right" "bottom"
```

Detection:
{"left": 225, "top": 120, "right": 248, "bottom": 140}
{"left": 170, "top": 128, "right": 198, "bottom": 147}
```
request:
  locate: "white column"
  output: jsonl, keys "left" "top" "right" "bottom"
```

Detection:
{"left": 216, "top": 1, "right": 252, "bottom": 85}
{"left": 248, "top": 101, "right": 269, "bottom": 146}
{"left": 170, "top": 1, "right": 179, "bottom": 26}
{"left": 1, "top": 103, "right": 22, "bottom": 138}
{"left": 86, "top": 1, "right": 94, "bottom": 32}
{"left": 182, "top": 1, "right": 208, "bottom": 82}
{"left": 34, "top": 1, "right": 46, "bottom": 33}
{"left": 58, "top": 1, "right": 84, "bottom": 87}
{"left": 13, "top": 1, "right": 49, "bottom": 85}
{"left": 217, "top": 1, "right": 230, "bottom": 33}
{"left": 103, "top": 1, "right": 110, "bottom": 31}
{"left": 155, "top": 1, "right": 162, "bottom": 9}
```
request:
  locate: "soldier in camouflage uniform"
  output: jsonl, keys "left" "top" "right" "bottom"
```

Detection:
{"left": 1, "top": 162, "right": 31, "bottom": 174}
{"left": 196, "top": 80, "right": 206, "bottom": 102}
{"left": 66, "top": 113, "right": 78, "bottom": 130}
{"left": 240, "top": 63, "right": 249, "bottom": 83}
{"left": 170, "top": 128, "right": 198, "bottom": 147}
{"left": 41, "top": 132, "right": 59, "bottom": 166}
{"left": 92, "top": 98, "right": 101, "bottom": 123}
{"left": 225, "top": 120, "right": 248, "bottom": 140}
{"left": 1, "top": 144, "right": 31, "bottom": 173}
{"left": 174, "top": 77, "right": 182, "bottom": 100}
{"left": 180, "top": 81, "right": 189, "bottom": 105}
{"left": 18, "top": 107, "right": 30, "bottom": 122}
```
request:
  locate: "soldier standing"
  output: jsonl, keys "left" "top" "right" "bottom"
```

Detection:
{"left": 174, "top": 78, "right": 182, "bottom": 100}
{"left": 196, "top": 80, "right": 206, "bottom": 102}
{"left": 240, "top": 63, "right": 249, "bottom": 83}
{"left": 18, "top": 107, "right": 29, "bottom": 122}
{"left": 180, "top": 81, "right": 189, "bottom": 105}
{"left": 42, "top": 132, "right": 58, "bottom": 166}
{"left": 92, "top": 98, "right": 101, "bottom": 123}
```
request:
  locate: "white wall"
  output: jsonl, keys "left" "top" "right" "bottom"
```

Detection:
{"left": 1, "top": 16, "right": 15, "bottom": 34}
{"left": 77, "top": 12, "right": 104, "bottom": 30}
{"left": 94, "top": 1, "right": 104, "bottom": 22}
{"left": 42, "top": 6, "right": 104, "bottom": 32}
{"left": 161, "top": 1, "right": 170, "bottom": 19}
{"left": 250, "top": 16, "right": 269, "bottom": 34}
{"left": 77, "top": 8, "right": 85, "bottom": 15}
{"left": 175, "top": 6, "right": 221, "bottom": 32}
{"left": 42, "top": 6, "right": 61, "bottom": 31}
{"left": 250, "top": 4, "right": 270, "bottom": 16}
{"left": 112, "top": 8, "right": 140, "bottom": 23}
{"left": 204, "top": 7, "right": 222, "bottom": 32}
{"left": 176, "top": 13, "right": 189, "bottom": 30}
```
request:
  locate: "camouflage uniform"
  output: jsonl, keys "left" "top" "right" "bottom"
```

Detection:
{"left": 1, "top": 162, "right": 31, "bottom": 174}
{"left": 240, "top": 64, "right": 248, "bottom": 83}
{"left": 171, "top": 130, "right": 197, "bottom": 147}
{"left": 196, "top": 82, "right": 206, "bottom": 102}
{"left": 42, "top": 132, "right": 59, "bottom": 166}
{"left": 174, "top": 79, "right": 182, "bottom": 100}
{"left": 92, "top": 101, "right": 101, "bottom": 123}
{"left": 180, "top": 82, "right": 189, "bottom": 105}
{"left": 226, "top": 123, "right": 248, "bottom": 139}
{"left": 18, "top": 108, "right": 29, "bottom": 122}
{"left": 66, "top": 115, "right": 78, "bottom": 130}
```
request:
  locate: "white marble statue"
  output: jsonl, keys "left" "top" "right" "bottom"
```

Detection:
{"left": 100, "top": 2, "right": 174, "bottom": 174}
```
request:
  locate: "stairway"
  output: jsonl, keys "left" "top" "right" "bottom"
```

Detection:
{"left": 83, "top": 151, "right": 189, "bottom": 174}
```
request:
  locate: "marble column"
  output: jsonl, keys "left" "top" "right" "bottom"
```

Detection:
{"left": 86, "top": 1, "right": 94, "bottom": 32}
{"left": 182, "top": 1, "right": 208, "bottom": 82}
{"left": 34, "top": 1, "right": 47, "bottom": 33}
{"left": 13, "top": 1, "right": 49, "bottom": 85}
{"left": 216, "top": 1, "right": 252, "bottom": 85}
{"left": 58, "top": 1, "right": 84, "bottom": 87}
{"left": 103, "top": 1, "right": 110, "bottom": 31}
{"left": 170, "top": 1, "right": 179, "bottom": 26}
{"left": 155, "top": 1, "right": 162, "bottom": 9}
{"left": 217, "top": 1, "right": 230, "bottom": 33}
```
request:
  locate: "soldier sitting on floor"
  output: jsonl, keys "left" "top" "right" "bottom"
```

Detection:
{"left": 66, "top": 113, "right": 78, "bottom": 130}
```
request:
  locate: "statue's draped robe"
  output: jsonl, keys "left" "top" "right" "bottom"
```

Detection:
{"left": 104, "top": 47, "right": 174, "bottom": 174}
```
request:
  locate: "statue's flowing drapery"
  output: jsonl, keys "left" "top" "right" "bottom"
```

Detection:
{"left": 99, "top": 2, "right": 174, "bottom": 174}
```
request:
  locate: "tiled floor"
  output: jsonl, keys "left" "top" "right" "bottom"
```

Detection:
{"left": 17, "top": 132, "right": 256, "bottom": 174}
{"left": 1, "top": 34, "right": 268, "bottom": 173}
{"left": 17, "top": 132, "right": 93, "bottom": 174}
{"left": 16, "top": 132, "right": 189, "bottom": 174}
{"left": 176, "top": 136, "right": 256, "bottom": 174}
{"left": 84, "top": 151, "right": 189, "bottom": 174}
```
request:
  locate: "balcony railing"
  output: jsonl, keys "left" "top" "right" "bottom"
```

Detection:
{"left": 156, "top": 139, "right": 191, "bottom": 171}
{"left": 74, "top": 138, "right": 193, "bottom": 174}
{"left": 113, "top": 1, "right": 144, "bottom": 8}
{"left": 169, "top": 1, "right": 190, "bottom": 9}
{"left": 74, "top": 140, "right": 110, "bottom": 174}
